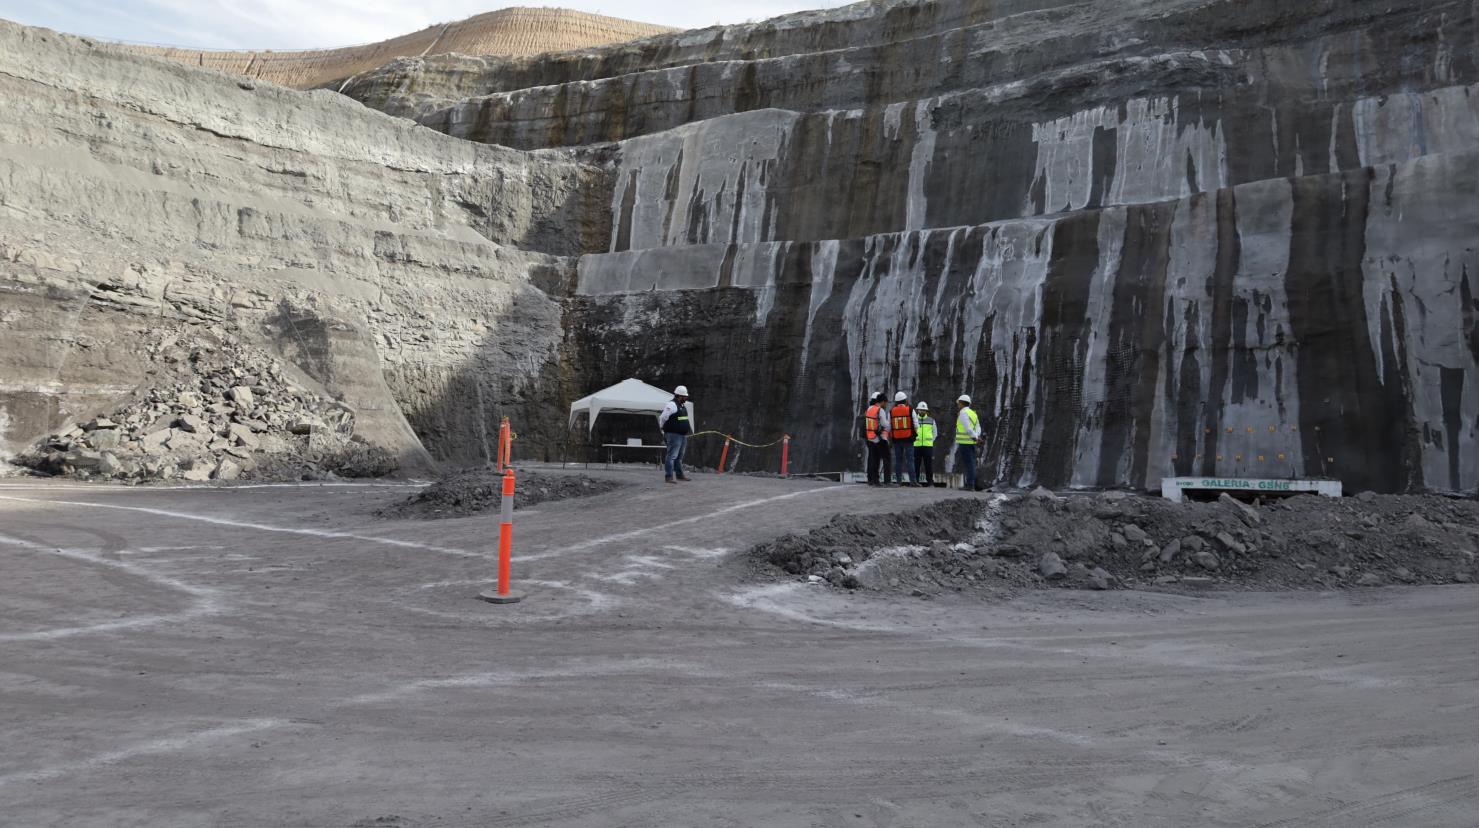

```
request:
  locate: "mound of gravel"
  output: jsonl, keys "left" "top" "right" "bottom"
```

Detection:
{"left": 379, "top": 468, "right": 626, "bottom": 519}
{"left": 753, "top": 490, "right": 1479, "bottom": 595}
{"left": 754, "top": 500, "right": 989, "bottom": 589}
{"left": 17, "top": 333, "right": 394, "bottom": 483}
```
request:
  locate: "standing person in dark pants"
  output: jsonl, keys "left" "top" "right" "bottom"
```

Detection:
{"left": 889, "top": 391, "right": 918, "bottom": 485}
{"left": 658, "top": 386, "right": 692, "bottom": 484}
{"left": 954, "top": 394, "right": 981, "bottom": 491}
{"left": 863, "top": 391, "right": 891, "bottom": 486}
{"left": 913, "top": 401, "right": 937, "bottom": 487}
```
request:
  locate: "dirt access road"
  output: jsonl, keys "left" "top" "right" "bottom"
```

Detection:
{"left": 2, "top": 470, "right": 1477, "bottom": 827}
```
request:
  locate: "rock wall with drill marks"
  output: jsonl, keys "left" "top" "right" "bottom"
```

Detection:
{"left": 10, "top": 0, "right": 1479, "bottom": 491}
{"left": 597, "top": 81, "right": 1479, "bottom": 254}
{"left": 534, "top": 0, "right": 1479, "bottom": 493}
{"left": 571, "top": 147, "right": 1479, "bottom": 493}
{"left": 610, "top": 110, "right": 799, "bottom": 251}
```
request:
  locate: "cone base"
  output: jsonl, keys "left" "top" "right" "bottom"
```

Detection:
{"left": 477, "top": 590, "right": 526, "bottom": 604}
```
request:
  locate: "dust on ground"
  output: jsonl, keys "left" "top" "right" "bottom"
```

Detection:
{"left": 377, "top": 467, "right": 626, "bottom": 519}
{"left": 752, "top": 489, "right": 1479, "bottom": 596}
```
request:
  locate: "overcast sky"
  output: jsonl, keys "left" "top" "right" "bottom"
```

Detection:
{"left": 0, "top": 1, "right": 846, "bottom": 49}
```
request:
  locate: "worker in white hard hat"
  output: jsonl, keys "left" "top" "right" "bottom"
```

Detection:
{"left": 889, "top": 391, "right": 919, "bottom": 485}
{"left": 863, "top": 391, "right": 892, "bottom": 486}
{"left": 955, "top": 394, "right": 982, "bottom": 491}
{"left": 658, "top": 385, "right": 692, "bottom": 484}
{"left": 913, "top": 401, "right": 937, "bottom": 487}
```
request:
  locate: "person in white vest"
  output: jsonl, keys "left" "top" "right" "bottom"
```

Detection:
{"left": 657, "top": 386, "right": 693, "bottom": 484}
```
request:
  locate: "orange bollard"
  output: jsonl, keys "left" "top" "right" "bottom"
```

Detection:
{"left": 503, "top": 420, "right": 513, "bottom": 468}
{"left": 717, "top": 436, "right": 731, "bottom": 475}
{"left": 496, "top": 417, "right": 511, "bottom": 471}
{"left": 478, "top": 468, "right": 524, "bottom": 604}
{"left": 781, "top": 434, "right": 790, "bottom": 478}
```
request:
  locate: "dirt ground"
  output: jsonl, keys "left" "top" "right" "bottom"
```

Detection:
{"left": 754, "top": 490, "right": 1479, "bottom": 594}
{"left": 377, "top": 467, "right": 627, "bottom": 519}
{"left": 3, "top": 470, "right": 1479, "bottom": 826}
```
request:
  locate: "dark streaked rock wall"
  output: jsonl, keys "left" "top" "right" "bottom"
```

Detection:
{"left": 340, "top": 0, "right": 1479, "bottom": 492}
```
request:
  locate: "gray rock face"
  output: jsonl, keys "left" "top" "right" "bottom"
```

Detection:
{"left": 0, "top": 20, "right": 603, "bottom": 468}
{"left": 347, "top": 0, "right": 1478, "bottom": 492}
{"left": 5, "top": 0, "right": 1479, "bottom": 490}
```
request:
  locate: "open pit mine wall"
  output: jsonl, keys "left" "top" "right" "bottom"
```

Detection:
{"left": 345, "top": 0, "right": 1479, "bottom": 493}
{"left": 0, "top": 20, "right": 611, "bottom": 470}
{"left": 573, "top": 152, "right": 1479, "bottom": 494}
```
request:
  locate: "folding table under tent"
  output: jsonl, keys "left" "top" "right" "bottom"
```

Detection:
{"left": 567, "top": 378, "right": 695, "bottom": 468}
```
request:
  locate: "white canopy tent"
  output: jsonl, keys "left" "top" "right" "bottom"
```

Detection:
{"left": 568, "top": 378, "right": 695, "bottom": 435}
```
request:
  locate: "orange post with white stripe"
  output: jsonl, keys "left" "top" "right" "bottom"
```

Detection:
{"left": 478, "top": 467, "right": 524, "bottom": 604}
{"left": 717, "top": 436, "right": 732, "bottom": 475}
{"left": 781, "top": 435, "right": 790, "bottom": 478}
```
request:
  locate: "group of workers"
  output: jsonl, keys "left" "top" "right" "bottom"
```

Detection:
{"left": 864, "top": 391, "right": 982, "bottom": 490}
{"left": 654, "top": 383, "right": 984, "bottom": 490}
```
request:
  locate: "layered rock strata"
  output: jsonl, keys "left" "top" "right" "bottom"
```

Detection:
{"left": 347, "top": 0, "right": 1479, "bottom": 493}
{"left": 120, "top": 8, "right": 673, "bottom": 91}
{"left": 0, "top": 20, "right": 607, "bottom": 472}
{"left": 5, "top": 0, "right": 1479, "bottom": 493}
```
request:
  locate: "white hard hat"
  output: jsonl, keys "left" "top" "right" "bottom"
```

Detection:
{"left": 870, "top": 391, "right": 884, "bottom": 402}
{"left": 894, "top": 391, "right": 908, "bottom": 402}
{"left": 957, "top": 394, "right": 972, "bottom": 404}
{"left": 674, "top": 385, "right": 689, "bottom": 396}
{"left": 916, "top": 402, "right": 929, "bottom": 412}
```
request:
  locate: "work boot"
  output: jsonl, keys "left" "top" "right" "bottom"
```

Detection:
{"left": 665, "top": 477, "right": 677, "bottom": 485}
{"left": 676, "top": 476, "right": 692, "bottom": 482}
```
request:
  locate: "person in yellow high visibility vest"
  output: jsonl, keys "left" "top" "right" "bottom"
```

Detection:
{"left": 912, "top": 401, "right": 937, "bottom": 487}
{"left": 955, "top": 394, "right": 982, "bottom": 491}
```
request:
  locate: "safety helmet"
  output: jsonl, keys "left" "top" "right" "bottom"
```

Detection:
{"left": 957, "top": 394, "right": 972, "bottom": 405}
{"left": 674, "top": 385, "right": 689, "bottom": 396}
{"left": 870, "top": 391, "right": 884, "bottom": 403}
{"left": 894, "top": 391, "right": 908, "bottom": 402}
{"left": 916, "top": 402, "right": 929, "bottom": 412}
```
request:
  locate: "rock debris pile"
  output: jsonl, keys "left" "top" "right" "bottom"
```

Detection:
{"left": 378, "top": 467, "right": 626, "bottom": 519}
{"left": 19, "top": 337, "right": 394, "bottom": 483}
{"left": 755, "top": 491, "right": 1479, "bottom": 595}
{"left": 754, "top": 499, "right": 997, "bottom": 592}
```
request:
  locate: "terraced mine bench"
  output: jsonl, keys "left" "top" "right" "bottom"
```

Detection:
{"left": 1161, "top": 477, "right": 1343, "bottom": 503}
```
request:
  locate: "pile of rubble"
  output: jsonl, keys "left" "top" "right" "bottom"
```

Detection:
{"left": 19, "top": 338, "right": 394, "bottom": 483}
{"left": 378, "top": 467, "right": 626, "bottom": 519}
{"left": 754, "top": 489, "right": 1479, "bottom": 596}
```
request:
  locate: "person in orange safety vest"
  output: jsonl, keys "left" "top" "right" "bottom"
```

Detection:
{"left": 863, "top": 391, "right": 892, "bottom": 486}
{"left": 889, "top": 391, "right": 920, "bottom": 485}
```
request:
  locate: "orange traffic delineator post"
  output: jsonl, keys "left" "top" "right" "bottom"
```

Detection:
{"left": 780, "top": 434, "right": 791, "bottom": 477}
{"left": 717, "top": 436, "right": 732, "bottom": 475}
{"left": 478, "top": 467, "right": 524, "bottom": 604}
{"left": 496, "top": 417, "right": 512, "bottom": 471}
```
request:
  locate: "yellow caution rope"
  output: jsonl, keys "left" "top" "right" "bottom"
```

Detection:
{"left": 689, "top": 430, "right": 788, "bottom": 449}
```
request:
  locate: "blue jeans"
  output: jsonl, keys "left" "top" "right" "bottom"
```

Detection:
{"left": 892, "top": 441, "right": 915, "bottom": 483}
{"left": 664, "top": 433, "right": 687, "bottom": 479}
{"left": 956, "top": 443, "right": 977, "bottom": 490}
